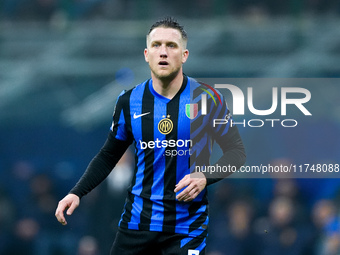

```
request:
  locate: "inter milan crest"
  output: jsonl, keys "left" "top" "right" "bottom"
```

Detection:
{"left": 158, "top": 115, "right": 173, "bottom": 135}
{"left": 185, "top": 104, "right": 198, "bottom": 119}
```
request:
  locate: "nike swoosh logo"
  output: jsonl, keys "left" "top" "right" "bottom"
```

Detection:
{"left": 133, "top": 112, "right": 150, "bottom": 119}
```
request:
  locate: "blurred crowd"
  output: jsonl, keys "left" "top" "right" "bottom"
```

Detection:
{"left": 0, "top": 154, "right": 340, "bottom": 255}
{"left": 207, "top": 177, "right": 340, "bottom": 255}
{"left": 0, "top": 155, "right": 131, "bottom": 255}
{"left": 1, "top": 0, "right": 340, "bottom": 22}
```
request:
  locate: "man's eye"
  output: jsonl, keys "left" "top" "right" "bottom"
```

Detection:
{"left": 168, "top": 44, "right": 176, "bottom": 48}
{"left": 153, "top": 43, "right": 160, "bottom": 47}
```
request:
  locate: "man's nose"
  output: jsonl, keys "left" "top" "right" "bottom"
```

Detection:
{"left": 160, "top": 45, "right": 167, "bottom": 57}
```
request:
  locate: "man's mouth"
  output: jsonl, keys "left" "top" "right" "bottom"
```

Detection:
{"left": 158, "top": 61, "right": 169, "bottom": 66}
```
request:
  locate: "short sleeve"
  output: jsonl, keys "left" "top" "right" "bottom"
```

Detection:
{"left": 110, "top": 90, "right": 131, "bottom": 142}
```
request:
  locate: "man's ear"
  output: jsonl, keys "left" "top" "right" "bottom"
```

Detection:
{"left": 144, "top": 48, "right": 149, "bottom": 62}
{"left": 182, "top": 49, "right": 189, "bottom": 64}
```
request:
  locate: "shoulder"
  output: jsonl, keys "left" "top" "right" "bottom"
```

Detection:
{"left": 116, "top": 79, "right": 149, "bottom": 104}
{"left": 189, "top": 77, "right": 224, "bottom": 105}
{"left": 188, "top": 77, "right": 201, "bottom": 89}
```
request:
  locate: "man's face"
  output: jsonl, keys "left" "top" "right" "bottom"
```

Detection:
{"left": 144, "top": 27, "right": 189, "bottom": 81}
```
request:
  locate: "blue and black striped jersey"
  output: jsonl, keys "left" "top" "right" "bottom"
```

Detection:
{"left": 70, "top": 74, "right": 246, "bottom": 238}
{"left": 110, "top": 75, "right": 232, "bottom": 237}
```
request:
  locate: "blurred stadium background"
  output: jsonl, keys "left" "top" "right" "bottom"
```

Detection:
{"left": 1, "top": 0, "right": 340, "bottom": 254}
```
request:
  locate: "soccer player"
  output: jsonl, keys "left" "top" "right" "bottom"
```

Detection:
{"left": 55, "top": 17, "right": 246, "bottom": 255}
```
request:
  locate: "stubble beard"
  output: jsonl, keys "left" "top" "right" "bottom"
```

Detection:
{"left": 150, "top": 65, "right": 181, "bottom": 84}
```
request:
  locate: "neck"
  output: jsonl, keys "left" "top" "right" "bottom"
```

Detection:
{"left": 151, "top": 71, "right": 184, "bottom": 100}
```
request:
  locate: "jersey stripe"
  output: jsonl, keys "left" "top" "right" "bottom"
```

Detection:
{"left": 149, "top": 90, "right": 167, "bottom": 231}
{"left": 162, "top": 91, "right": 180, "bottom": 233}
{"left": 117, "top": 89, "right": 134, "bottom": 229}
{"left": 139, "top": 81, "right": 155, "bottom": 230}
{"left": 130, "top": 82, "right": 147, "bottom": 196}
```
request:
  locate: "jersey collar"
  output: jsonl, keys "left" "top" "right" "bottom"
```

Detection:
{"left": 148, "top": 74, "right": 188, "bottom": 103}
